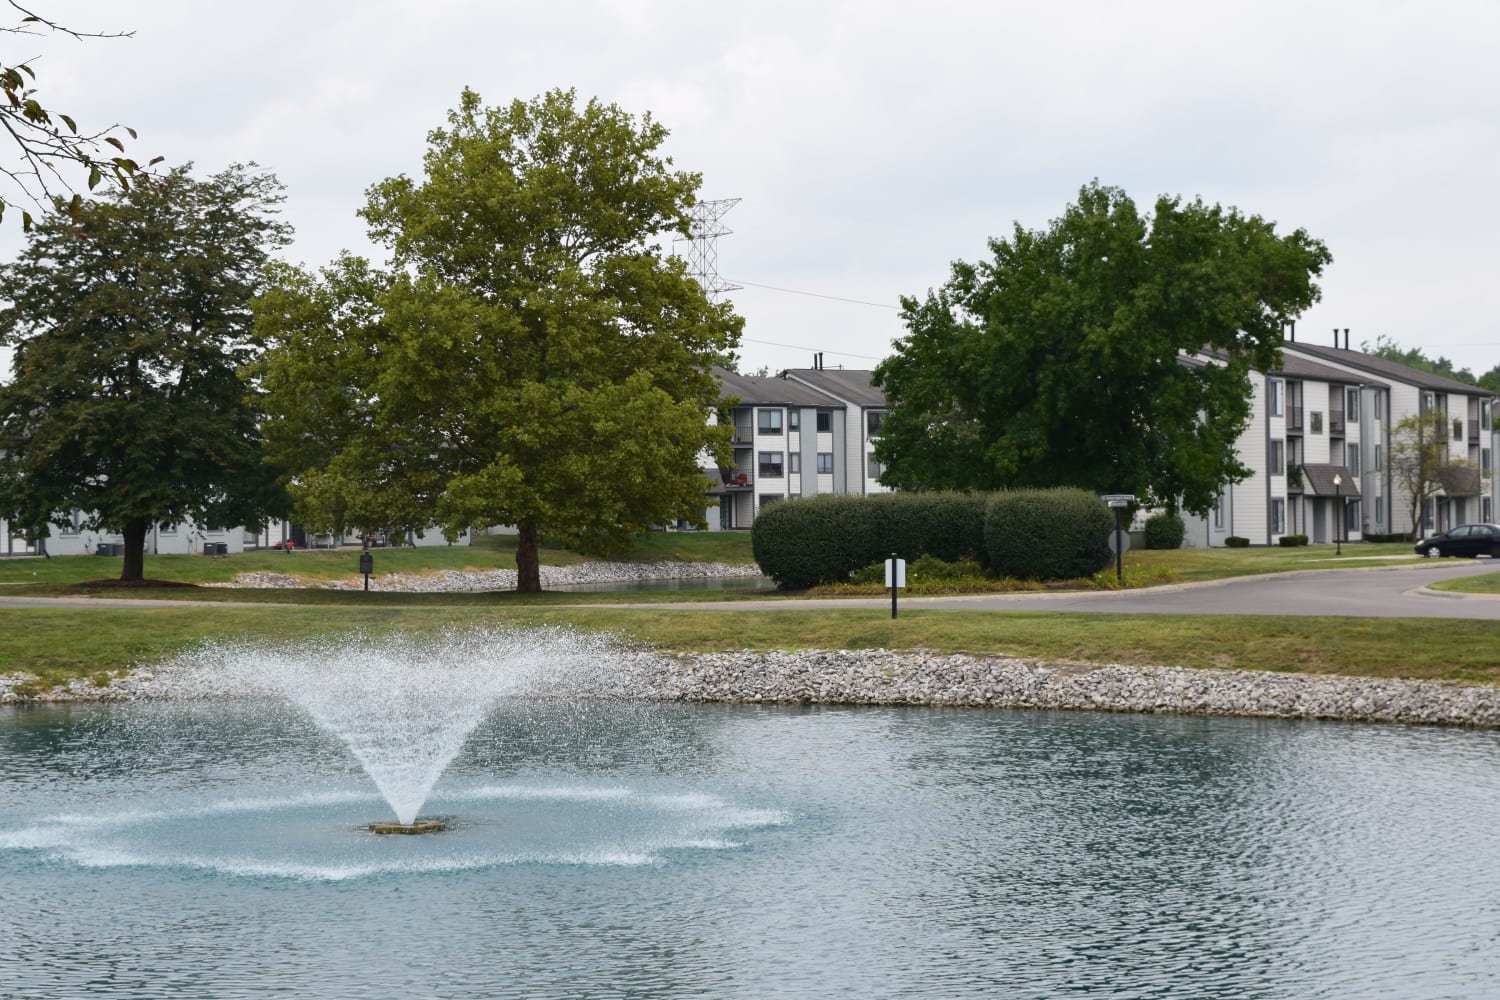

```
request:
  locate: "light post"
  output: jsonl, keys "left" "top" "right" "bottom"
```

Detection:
{"left": 1332, "top": 473, "right": 1343, "bottom": 556}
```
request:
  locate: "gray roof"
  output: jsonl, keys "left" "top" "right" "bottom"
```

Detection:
{"left": 715, "top": 367, "right": 841, "bottom": 407}
{"left": 778, "top": 368, "right": 887, "bottom": 408}
{"left": 1275, "top": 352, "right": 1389, "bottom": 388}
{"left": 1302, "top": 463, "right": 1361, "bottom": 498}
{"left": 1287, "top": 344, "right": 1491, "bottom": 396}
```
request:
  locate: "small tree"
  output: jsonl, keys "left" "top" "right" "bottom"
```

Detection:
{"left": 0, "top": 164, "right": 291, "bottom": 580}
{"left": 1389, "top": 411, "right": 1474, "bottom": 540}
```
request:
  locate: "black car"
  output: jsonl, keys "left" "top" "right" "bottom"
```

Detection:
{"left": 1414, "top": 523, "right": 1500, "bottom": 558}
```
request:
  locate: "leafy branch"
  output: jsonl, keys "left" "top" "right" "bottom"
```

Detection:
{"left": 1, "top": 1, "right": 161, "bottom": 229}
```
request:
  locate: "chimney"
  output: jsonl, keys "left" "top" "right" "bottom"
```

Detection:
{"left": 1333, "top": 327, "right": 1339, "bottom": 347}
{"left": 1344, "top": 328, "right": 1350, "bottom": 351}
{"left": 1289, "top": 320, "right": 1296, "bottom": 343}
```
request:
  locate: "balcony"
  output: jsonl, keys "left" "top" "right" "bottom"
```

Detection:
{"left": 718, "top": 469, "right": 753, "bottom": 490}
{"left": 1285, "top": 405, "right": 1303, "bottom": 431}
{"left": 1329, "top": 410, "right": 1345, "bottom": 436}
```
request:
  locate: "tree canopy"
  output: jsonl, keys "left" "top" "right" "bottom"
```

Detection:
{"left": 255, "top": 88, "right": 742, "bottom": 591}
{"left": 1, "top": 3, "right": 157, "bottom": 228}
{"left": 872, "top": 182, "right": 1332, "bottom": 514}
{"left": 1388, "top": 411, "right": 1473, "bottom": 540}
{"left": 0, "top": 163, "right": 292, "bottom": 579}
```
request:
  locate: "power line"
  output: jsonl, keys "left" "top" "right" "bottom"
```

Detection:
{"left": 727, "top": 278, "right": 899, "bottom": 311}
{"left": 739, "top": 336, "right": 886, "bottom": 362}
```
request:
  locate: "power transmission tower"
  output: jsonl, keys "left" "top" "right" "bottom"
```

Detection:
{"left": 677, "top": 198, "right": 741, "bottom": 300}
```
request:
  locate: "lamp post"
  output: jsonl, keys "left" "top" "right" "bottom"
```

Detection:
{"left": 1332, "top": 473, "right": 1343, "bottom": 556}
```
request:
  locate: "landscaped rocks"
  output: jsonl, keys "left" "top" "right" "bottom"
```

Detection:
{"left": 8, "top": 645, "right": 1500, "bottom": 729}
{"left": 208, "top": 560, "right": 763, "bottom": 592}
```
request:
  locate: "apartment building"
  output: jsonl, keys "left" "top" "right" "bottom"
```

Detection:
{"left": 1187, "top": 342, "right": 1498, "bottom": 546}
{"left": 708, "top": 367, "right": 889, "bottom": 528}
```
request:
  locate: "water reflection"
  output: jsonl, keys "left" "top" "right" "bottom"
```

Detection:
{"left": 5, "top": 702, "right": 1500, "bottom": 998}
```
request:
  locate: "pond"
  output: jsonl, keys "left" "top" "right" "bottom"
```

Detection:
{"left": 4, "top": 700, "right": 1499, "bottom": 998}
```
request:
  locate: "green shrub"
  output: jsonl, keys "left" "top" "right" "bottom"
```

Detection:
{"left": 1224, "top": 536, "right": 1250, "bottom": 548}
{"left": 1364, "top": 532, "right": 1409, "bottom": 543}
{"left": 1277, "top": 534, "right": 1309, "bottom": 547}
{"left": 1143, "top": 511, "right": 1185, "bottom": 550}
{"left": 751, "top": 491, "right": 987, "bottom": 589}
{"left": 982, "top": 488, "right": 1112, "bottom": 580}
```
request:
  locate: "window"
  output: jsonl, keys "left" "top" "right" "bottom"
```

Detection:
{"left": 1310, "top": 411, "right": 1323, "bottom": 434}
{"left": 1268, "top": 379, "right": 1284, "bottom": 417}
{"left": 1376, "top": 496, "right": 1384, "bottom": 525}
{"left": 1423, "top": 391, "right": 1437, "bottom": 413}
{"left": 1272, "top": 498, "right": 1285, "bottom": 535}
{"left": 1374, "top": 443, "right": 1383, "bottom": 471}
{"left": 758, "top": 452, "right": 783, "bottom": 477}
{"left": 1346, "top": 443, "right": 1360, "bottom": 477}
{"left": 867, "top": 410, "right": 885, "bottom": 436}
{"left": 758, "top": 494, "right": 782, "bottom": 511}
{"left": 868, "top": 454, "right": 883, "bottom": 481}
{"left": 61, "top": 510, "right": 83, "bottom": 536}
{"left": 1269, "top": 439, "right": 1284, "bottom": 475}
{"left": 788, "top": 409, "right": 800, "bottom": 431}
{"left": 816, "top": 411, "right": 832, "bottom": 433}
{"left": 1213, "top": 498, "right": 1224, "bottom": 529}
{"left": 1484, "top": 399, "right": 1493, "bottom": 428}
{"left": 817, "top": 452, "right": 834, "bottom": 474}
{"left": 1453, "top": 419, "right": 1464, "bottom": 441}
{"left": 788, "top": 453, "right": 801, "bottom": 475}
{"left": 1345, "top": 501, "right": 1360, "bottom": 533}
{"left": 1346, "top": 388, "right": 1360, "bottom": 421}
{"left": 1484, "top": 448, "right": 1493, "bottom": 476}
{"left": 1375, "top": 393, "right": 1384, "bottom": 420}
{"left": 1486, "top": 497, "right": 1494, "bottom": 523}
{"left": 757, "top": 409, "right": 782, "bottom": 436}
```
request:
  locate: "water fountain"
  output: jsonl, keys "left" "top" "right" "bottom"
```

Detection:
{"left": 192, "top": 625, "right": 619, "bottom": 833}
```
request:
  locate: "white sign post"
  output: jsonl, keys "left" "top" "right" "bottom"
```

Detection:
{"left": 885, "top": 554, "right": 906, "bottom": 619}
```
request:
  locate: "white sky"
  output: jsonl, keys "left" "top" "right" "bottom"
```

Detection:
{"left": 6, "top": 0, "right": 1499, "bottom": 378}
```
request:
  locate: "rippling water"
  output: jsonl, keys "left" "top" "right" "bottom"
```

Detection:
{"left": 4, "top": 701, "right": 1500, "bottom": 998}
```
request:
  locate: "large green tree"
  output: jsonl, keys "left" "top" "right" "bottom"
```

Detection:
{"left": 255, "top": 88, "right": 742, "bottom": 592}
{"left": 0, "top": 163, "right": 291, "bottom": 580}
{"left": 873, "top": 182, "right": 1332, "bottom": 513}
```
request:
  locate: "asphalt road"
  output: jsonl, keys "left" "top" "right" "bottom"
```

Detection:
{"left": 644, "top": 558, "right": 1500, "bottom": 620}
{"left": 3, "top": 559, "right": 1500, "bottom": 619}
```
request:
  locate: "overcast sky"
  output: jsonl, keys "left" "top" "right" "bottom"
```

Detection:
{"left": 7, "top": 0, "right": 1498, "bottom": 379}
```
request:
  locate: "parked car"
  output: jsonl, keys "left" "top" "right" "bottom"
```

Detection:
{"left": 1414, "top": 523, "right": 1500, "bottom": 558}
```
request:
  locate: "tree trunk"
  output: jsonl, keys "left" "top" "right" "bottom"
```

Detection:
{"left": 515, "top": 519, "right": 542, "bottom": 593}
{"left": 121, "top": 518, "right": 148, "bottom": 582}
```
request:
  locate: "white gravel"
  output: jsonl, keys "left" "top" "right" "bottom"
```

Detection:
{"left": 206, "top": 561, "right": 764, "bottom": 592}
{"left": 7, "top": 645, "right": 1500, "bottom": 729}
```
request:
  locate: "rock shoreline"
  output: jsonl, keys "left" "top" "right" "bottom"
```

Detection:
{"left": 208, "top": 560, "right": 764, "bottom": 592}
{"left": 6, "top": 647, "right": 1499, "bottom": 728}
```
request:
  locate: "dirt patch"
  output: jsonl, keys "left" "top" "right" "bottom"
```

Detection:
{"left": 70, "top": 578, "right": 199, "bottom": 589}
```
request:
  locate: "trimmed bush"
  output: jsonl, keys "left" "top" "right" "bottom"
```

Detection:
{"left": 983, "top": 488, "right": 1112, "bottom": 580}
{"left": 1143, "top": 511, "right": 1185, "bottom": 550}
{"left": 751, "top": 491, "right": 987, "bottom": 589}
{"left": 1364, "top": 532, "right": 1408, "bottom": 543}
{"left": 1277, "top": 534, "right": 1309, "bottom": 547}
{"left": 1224, "top": 536, "right": 1250, "bottom": 547}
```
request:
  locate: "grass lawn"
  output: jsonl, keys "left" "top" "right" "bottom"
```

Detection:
{"left": 0, "top": 530, "right": 757, "bottom": 588}
{"left": 1428, "top": 567, "right": 1500, "bottom": 594}
{"left": 5, "top": 603, "right": 1500, "bottom": 692}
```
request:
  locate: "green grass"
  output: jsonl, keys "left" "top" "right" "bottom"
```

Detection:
{"left": 5, "top": 604, "right": 1500, "bottom": 691}
{"left": 0, "top": 530, "right": 755, "bottom": 588}
{"left": 1429, "top": 568, "right": 1500, "bottom": 594}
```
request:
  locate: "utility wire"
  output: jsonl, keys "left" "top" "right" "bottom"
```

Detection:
{"left": 727, "top": 278, "right": 900, "bottom": 311}
{"left": 738, "top": 336, "right": 885, "bottom": 362}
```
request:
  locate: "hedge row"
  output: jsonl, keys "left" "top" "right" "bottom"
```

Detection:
{"left": 750, "top": 492, "right": 986, "bottom": 590}
{"left": 752, "top": 488, "right": 1112, "bottom": 588}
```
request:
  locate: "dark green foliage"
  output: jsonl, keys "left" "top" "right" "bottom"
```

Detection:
{"left": 0, "top": 164, "right": 292, "bottom": 580}
{"left": 1364, "top": 532, "right": 1409, "bottom": 543}
{"left": 751, "top": 492, "right": 986, "bottom": 589}
{"left": 1224, "top": 536, "right": 1251, "bottom": 547}
{"left": 982, "top": 488, "right": 1112, "bottom": 580}
{"left": 1143, "top": 511, "right": 1186, "bottom": 550}
{"left": 873, "top": 181, "right": 1331, "bottom": 514}
{"left": 1277, "top": 534, "right": 1309, "bottom": 547}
